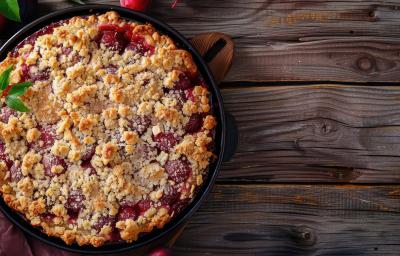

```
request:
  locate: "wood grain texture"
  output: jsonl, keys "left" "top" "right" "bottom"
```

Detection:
{"left": 150, "top": 0, "right": 400, "bottom": 83}
{"left": 26, "top": 0, "right": 400, "bottom": 82}
{"left": 220, "top": 85, "right": 400, "bottom": 183}
{"left": 174, "top": 184, "right": 400, "bottom": 256}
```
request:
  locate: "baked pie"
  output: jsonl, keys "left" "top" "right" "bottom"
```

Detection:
{"left": 0, "top": 11, "right": 216, "bottom": 247}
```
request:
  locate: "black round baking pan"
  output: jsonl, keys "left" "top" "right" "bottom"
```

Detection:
{"left": 0, "top": 4, "right": 237, "bottom": 255}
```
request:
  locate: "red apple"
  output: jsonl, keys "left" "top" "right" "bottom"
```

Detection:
{"left": 120, "top": 0, "right": 151, "bottom": 11}
{"left": 148, "top": 247, "right": 173, "bottom": 256}
{"left": 171, "top": 0, "right": 179, "bottom": 8}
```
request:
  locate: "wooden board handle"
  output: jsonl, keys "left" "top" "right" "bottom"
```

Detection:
{"left": 190, "top": 32, "right": 234, "bottom": 84}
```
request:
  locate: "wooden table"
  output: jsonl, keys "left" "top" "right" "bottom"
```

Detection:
{"left": 3, "top": 0, "right": 400, "bottom": 255}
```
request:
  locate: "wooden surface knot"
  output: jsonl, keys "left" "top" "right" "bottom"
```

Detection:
{"left": 291, "top": 226, "right": 317, "bottom": 247}
{"left": 298, "top": 118, "right": 340, "bottom": 144}
{"left": 357, "top": 56, "right": 375, "bottom": 72}
{"left": 318, "top": 119, "right": 338, "bottom": 135}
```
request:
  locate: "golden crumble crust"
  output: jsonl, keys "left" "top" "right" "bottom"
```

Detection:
{"left": 0, "top": 11, "right": 216, "bottom": 247}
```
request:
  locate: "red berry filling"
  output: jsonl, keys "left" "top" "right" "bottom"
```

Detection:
{"left": 160, "top": 187, "right": 189, "bottom": 215}
{"left": 126, "top": 34, "right": 155, "bottom": 56}
{"left": 0, "top": 106, "right": 16, "bottom": 123}
{"left": 9, "top": 163, "right": 23, "bottom": 182}
{"left": 20, "top": 64, "right": 50, "bottom": 82}
{"left": 29, "top": 125, "right": 57, "bottom": 153}
{"left": 81, "top": 144, "right": 96, "bottom": 161}
{"left": 67, "top": 211, "right": 79, "bottom": 224}
{"left": 42, "top": 154, "right": 67, "bottom": 177}
{"left": 137, "top": 199, "right": 151, "bottom": 215}
{"left": 98, "top": 24, "right": 121, "bottom": 32}
{"left": 93, "top": 215, "right": 116, "bottom": 231}
{"left": 174, "top": 72, "right": 193, "bottom": 90}
{"left": 160, "top": 189, "right": 180, "bottom": 206}
{"left": 185, "top": 88, "right": 196, "bottom": 102}
{"left": 164, "top": 158, "right": 191, "bottom": 183}
{"left": 184, "top": 114, "right": 203, "bottom": 133}
{"left": 116, "top": 200, "right": 151, "bottom": 220}
{"left": 128, "top": 115, "right": 151, "bottom": 135}
{"left": 39, "top": 125, "right": 57, "bottom": 148}
{"left": 100, "top": 30, "right": 128, "bottom": 52}
{"left": 171, "top": 199, "right": 190, "bottom": 215}
{"left": 40, "top": 213, "right": 56, "bottom": 223}
{"left": 117, "top": 205, "right": 138, "bottom": 222}
{"left": 20, "top": 64, "right": 30, "bottom": 82}
{"left": 99, "top": 24, "right": 133, "bottom": 39}
{"left": 110, "top": 230, "right": 122, "bottom": 242}
{"left": 95, "top": 24, "right": 154, "bottom": 56}
{"left": 66, "top": 190, "right": 85, "bottom": 216}
{"left": 153, "top": 132, "right": 179, "bottom": 152}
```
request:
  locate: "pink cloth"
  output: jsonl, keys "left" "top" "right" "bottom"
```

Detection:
{"left": 0, "top": 212, "right": 75, "bottom": 256}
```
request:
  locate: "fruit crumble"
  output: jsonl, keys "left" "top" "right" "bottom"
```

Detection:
{"left": 0, "top": 11, "right": 216, "bottom": 247}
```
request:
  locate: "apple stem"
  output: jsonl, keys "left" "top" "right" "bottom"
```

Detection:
{"left": 171, "top": 0, "right": 179, "bottom": 8}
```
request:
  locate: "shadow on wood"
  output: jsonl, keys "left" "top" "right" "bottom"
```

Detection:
{"left": 174, "top": 184, "right": 400, "bottom": 256}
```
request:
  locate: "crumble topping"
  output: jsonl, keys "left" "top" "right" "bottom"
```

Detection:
{"left": 0, "top": 11, "right": 216, "bottom": 247}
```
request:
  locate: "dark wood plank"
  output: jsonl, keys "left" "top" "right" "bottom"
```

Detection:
{"left": 220, "top": 85, "right": 400, "bottom": 183}
{"left": 174, "top": 184, "right": 400, "bottom": 256}
{"left": 150, "top": 0, "right": 400, "bottom": 83}
{"left": 227, "top": 38, "right": 400, "bottom": 83}
{"left": 29, "top": 0, "right": 400, "bottom": 82}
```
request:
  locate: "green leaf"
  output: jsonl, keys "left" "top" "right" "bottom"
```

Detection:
{"left": 8, "top": 82, "right": 33, "bottom": 96}
{"left": 0, "top": 0, "right": 21, "bottom": 22}
{"left": 5, "top": 95, "right": 29, "bottom": 112}
{"left": 0, "top": 65, "right": 13, "bottom": 91}
{"left": 69, "top": 0, "right": 86, "bottom": 4}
